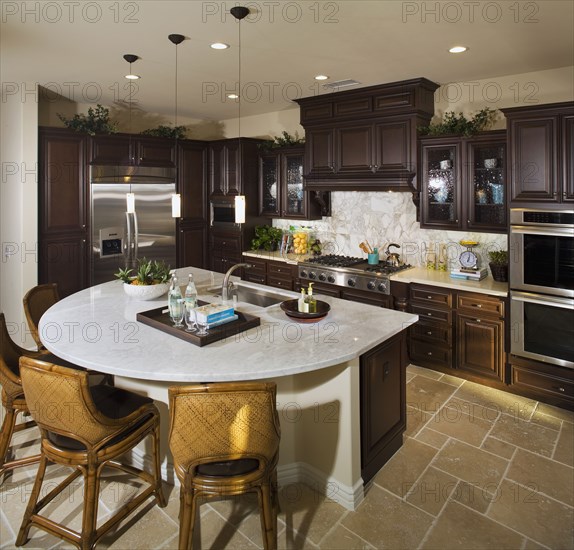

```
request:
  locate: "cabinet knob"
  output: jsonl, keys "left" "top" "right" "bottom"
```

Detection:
{"left": 427, "top": 312, "right": 432, "bottom": 316}
{"left": 474, "top": 304, "right": 482, "bottom": 308}
{"left": 427, "top": 352, "right": 433, "bottom": 356}
{"left": 426, "top": 331, "right": 432, "bottom": 335}
{"left": 475, "top": 319, "right": 481, "bottom": 323}
{"left": 427, "top": 295, "right": 432, "bottom": 299}
{"left": 329, "top": 164, "right": 335, "bottom": 173}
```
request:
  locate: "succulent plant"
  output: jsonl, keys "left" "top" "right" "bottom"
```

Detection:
{"left": 115, "top": 258, "right": 171, "bottom": 285}
{"left": 488, "top": 250, "right": 508, "bottom": 265}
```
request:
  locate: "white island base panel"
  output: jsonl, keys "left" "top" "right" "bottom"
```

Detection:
{"left": 116, "top": 357, "right": 364, "bottom": 511}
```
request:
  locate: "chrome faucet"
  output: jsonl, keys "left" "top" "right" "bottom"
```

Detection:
{"left": 222, "top": 263, "right": 252, "bottom": 303}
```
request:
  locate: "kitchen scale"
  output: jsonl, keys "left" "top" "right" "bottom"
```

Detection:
{"left": 458, "top": 240, "right": 480, "bottom": 272}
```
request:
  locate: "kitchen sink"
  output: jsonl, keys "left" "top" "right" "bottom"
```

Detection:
{"left": 209, "top": 284, "right": 289, "bottom": 308}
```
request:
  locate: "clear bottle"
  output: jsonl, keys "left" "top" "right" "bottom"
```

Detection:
{"left": 168, "top": 274, "right": 183, "bottom": 319}
{"left": 306, "top": 283, "right": 317, "bottom": 313}
{"left": 184, "top": 273, "right": 198, "bottom": 308}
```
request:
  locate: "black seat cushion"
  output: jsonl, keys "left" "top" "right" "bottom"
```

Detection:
{"left": 197, "top": 458, "right": 259, "bottom": 477}
{"left": 46, "top": 385, "right": 154, "bottom": 451}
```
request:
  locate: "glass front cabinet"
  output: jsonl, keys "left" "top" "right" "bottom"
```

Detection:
{"left": 259, "top": 146, "right": 323, "bottom": 220}
{"left": 420, "top": 131, "right": 507, "bottom": 232}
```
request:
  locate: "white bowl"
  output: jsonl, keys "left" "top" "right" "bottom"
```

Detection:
{"left": 123, "top": 282, "right": 170, "bottom": 300}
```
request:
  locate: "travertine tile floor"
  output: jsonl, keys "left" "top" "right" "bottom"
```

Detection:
{"left": 1, "top": 364, "right": 573, "bottom": 549}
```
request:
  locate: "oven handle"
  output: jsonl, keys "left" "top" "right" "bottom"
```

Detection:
{"left": 510, "top": 224, "right": 574, "bottom": 238}
{"left": 511, "top": 291, "right": 574, "bottom": 310}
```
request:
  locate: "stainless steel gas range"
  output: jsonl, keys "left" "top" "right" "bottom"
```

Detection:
{"left": 298, "top": 255, "right": 412, "bottom": 295}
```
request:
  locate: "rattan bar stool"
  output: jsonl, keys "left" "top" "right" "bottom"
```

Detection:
{"left": 168, "top": 382, "right": 281, "bottom": 550}
{"left": 0, "top": 313, "right": 47, "bottom": 480}
{"left": 16, "top": 356, "right": 166, "bottom": 550}
{"left": 23, "top": 283, "right": 59, "bottom": 351}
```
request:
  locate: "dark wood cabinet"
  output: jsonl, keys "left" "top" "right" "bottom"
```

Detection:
{"left": 209, "top": 228, "right": 242, "bottom": 273}
{"left": 89, "top": 134, "right": 176, "bottom": 167}
{"left": 295, "top": 78, "right": 438, "bottom": 191}
{"left": 177, "top": 141, "right": 208, "bottom": 269}
{"left": 502, "top": 102, "right": 574, "bottom": 205}
{"left": 409, "top": 284, "right": 454, "bottom": 370}
{"left": 419, "top": 131, "right": 507, "bottom": 233}
{"left": 267, "top": 261, "right": 296, "bottom": 291}
{"left": 38, "top": 128, "right": 89, "bottom": 297}
{"left": 259, "top": 147, "right": 325, "bottom": 220}
{"left": 360, "top": 331, "right": 408, "bottom": 483}
{"left": 208, "top": 138, "right": 262, "bottom": 198}
{"left": 242, "top": 256, "right": 267, "bottom": 285}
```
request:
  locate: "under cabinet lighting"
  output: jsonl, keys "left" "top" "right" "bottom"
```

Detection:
{"left": 126, "top": 193, "right": 135, "bottom": 214}
{"left": 211, "top": 42, "right": 229, "bottom": 49}
{"left": 235, "top": 195, "right": 246, "bottom": 224}
{"left": 448, "top": 46, "right": 468, "bottom": 53}
{"left": 171, "top": 194, "right": 181, "bottom": 218}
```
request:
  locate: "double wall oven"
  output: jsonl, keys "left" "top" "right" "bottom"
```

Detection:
{"left": 509, "top": 209, "right": 574, "bottom": 369}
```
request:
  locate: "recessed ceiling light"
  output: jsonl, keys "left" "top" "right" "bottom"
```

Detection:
{"left": 315, "top": 75, "right": 329, "bottom": 81}
{"left": 125, "top": 74, "right": 140, "bottom": 80}
{"left": 449, "top": 46, "right": 468, "bottom": 53}
{"left": 211, "top": 42, "right": 229, "bottom": 50}
{"left": 227, "top": 93, "right": 239, "bottom": 99}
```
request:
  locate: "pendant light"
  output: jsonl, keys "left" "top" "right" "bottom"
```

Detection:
{"left": 123, "top": 54, "right": 139, "bottom": 213}
{"left": 230, "top": 6, "right": 249, "bottom": 224}
{"left": 168, "top": 33, "right": 185, "bottom": 218}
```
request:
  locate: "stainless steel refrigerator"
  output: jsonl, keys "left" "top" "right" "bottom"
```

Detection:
{"left": 90, "top": 165, "right": 177, "bottom": 285}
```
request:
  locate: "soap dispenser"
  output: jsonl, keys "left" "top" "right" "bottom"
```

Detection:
{"left": 298, "top": 287, "right": 308, "bottom": 313}
{"left": 306, "top": 283, "right": 317, "bottom": 313}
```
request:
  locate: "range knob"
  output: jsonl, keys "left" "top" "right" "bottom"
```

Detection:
{"left": 300, "top": 270, "right": 308, "bottom": 278}
{"left": 367, "top": 280, "right": 376, "bottom": 290}
{"left": 327, "top": 274, "right": 336, "bottom": 283}
{"left": 309, "top": 271, "right": 317, "bottom": 280}
{"left": 377, "top": 282, "right": 388, "bottom": 293}
{"left": 347, "top": 277, "right": 357, "bottom": 287}
{"left": 318, "top": 272, "right": 327, "bottom": 282}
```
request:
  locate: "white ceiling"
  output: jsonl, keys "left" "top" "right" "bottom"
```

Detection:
{"left": 1, "top": 1, "right": 573, "bottom": 121}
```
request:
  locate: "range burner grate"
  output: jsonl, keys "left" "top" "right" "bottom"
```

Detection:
{"left": 363, "top": 263, "right": 412, "bottom": 275}
{"left": 305, "top": 254, "right": 363, "bottom": 268}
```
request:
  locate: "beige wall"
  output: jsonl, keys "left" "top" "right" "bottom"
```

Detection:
{"left": 0, "top": 84, "right": 39, "bottom": 347}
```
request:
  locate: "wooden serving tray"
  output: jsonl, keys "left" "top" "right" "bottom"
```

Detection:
{"left": 136, "top": 301, "right": 260, "bottom": 347}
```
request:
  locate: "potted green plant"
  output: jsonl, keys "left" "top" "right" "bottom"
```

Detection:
{"left": 115, "top": 258, "right": 171, "bottom": 300}
{"left": 57, "top": 104, "right": 118, "bottom": 135}
{"left": 488, "top": 250, "right": 508, "bottom": 282}
{"left": 141, "top": 125, "right": 188, "bottom": 139}
{"left": 250, "top": 225, "right": 284, "bottom": 251}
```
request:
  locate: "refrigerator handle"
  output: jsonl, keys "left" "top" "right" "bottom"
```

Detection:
{"left": 132, "top": 210, "right": 139, "bottom": 261}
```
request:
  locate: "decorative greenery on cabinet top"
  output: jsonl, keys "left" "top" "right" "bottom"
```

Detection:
{"left": 419, "top": 108, "right": 498, "bottom": 138}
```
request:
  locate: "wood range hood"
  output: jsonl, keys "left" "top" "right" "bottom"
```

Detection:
{"left": 294, "top": 77, "right": 439, "bottom": 192}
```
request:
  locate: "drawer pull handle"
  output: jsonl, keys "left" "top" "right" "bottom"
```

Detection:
{"left": 553, "top": 386, "right": 566, "bottom": 393}
{"left": 427, "top": 295, "right": 432, "bottom": 299}
{"left": 427, "top": 313, "right": 432, "bottom": 316}
{"left": 476, "top": 319, "right": 481, "bottom": 323}
{"left": 427, "top": 352, "right": 433, "bottom": 356}
{"left": 427, "top": 331, "right": 432, "bottom": 335}
{"left": 473, "top": 304, "right": 482, "bottom": 308}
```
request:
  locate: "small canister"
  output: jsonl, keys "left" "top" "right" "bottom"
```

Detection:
{"left": 368, "top": 249, "right": 379, "bottom": 265}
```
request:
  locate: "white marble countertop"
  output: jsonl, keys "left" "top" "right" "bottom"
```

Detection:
{"left": 39, "top": 267, "right": 418, "bottom": 383}
{"left": 390, "top": 267, "right": 509, "bottom": 297}
{"left": 243, "top": 250, "right": 303, "bottom": 264}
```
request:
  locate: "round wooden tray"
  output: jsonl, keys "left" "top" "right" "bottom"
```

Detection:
{"left": 280, "top": 299, "right": 330, "bottom": 323}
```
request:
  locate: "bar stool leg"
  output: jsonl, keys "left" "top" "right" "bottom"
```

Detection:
{"left": 178, "top": 488, "right": 193, "bottom": 550}
{"left": 152, "top": 422, "right": 166, "bottom": 507}
{"left": 0, "top": 406, "right": 17, "bottom": 473}
{"left": 80, "top": 464, "right": 100, "bottom": 550}
{"left": 16, "top": 454, "right": 49, "bottom": 546}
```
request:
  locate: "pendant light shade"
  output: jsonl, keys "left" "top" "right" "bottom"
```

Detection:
{"left": 231, "top": 7, "right": 249, "bottom": 224}
{"left": 171, "top": 194, "right": 181, "bottom": 218}
{"left": 123, "top": 54, "right": 140, "bottom": 80}
{"left": 126, "top": 193, "right": 135, "bottom": 214}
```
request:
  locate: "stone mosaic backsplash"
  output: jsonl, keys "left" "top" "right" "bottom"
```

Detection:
{"left": 273, "top": 191, "right": 508, "bottom": 269}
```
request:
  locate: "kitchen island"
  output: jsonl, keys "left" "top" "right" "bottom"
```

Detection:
{"left": 39, "top": 267, "right": 418, "bottom": 510}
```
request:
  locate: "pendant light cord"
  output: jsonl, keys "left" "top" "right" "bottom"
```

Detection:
{"left": 174, "top": 44, "right": 178, "bottom": 128}
{"left": 238, "top": 17, "right": 242, "bottom": 139}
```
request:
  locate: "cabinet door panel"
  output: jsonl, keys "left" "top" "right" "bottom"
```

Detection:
{"left": 340, "top": 288, "right": 391, "bottom": 309}
{"left": 374, "top": 120, "right": 411, "bottom": 171}
{"left": 39, "top": 236, "right": 87, "bottom": 298}
{"left": 208, "top": 142, "right": 226, "bottom": 196}
{"left": 89, "top": 135, "right": 132, "bottom": 165}
{"left": 178, "top": 225, "right": 206, "bottom": 269}
{"left": 225, "top": 141, "right": 240, "bottom": 195}
{"left": 563, "top": 115, "right": 574, "bottom": 202}
{"left": 360, "top": 333, "right": 407, "bottom": 482}
{"left": 336, "top": 124, "right": 373, "bottom": 174}
{"left": 137, "top": 139, "right": 175, "bottom": 167}
{"left": 305, "top": 128, "right": 334, "bottom": 175}
{"left": 456, "top": 314, "right": 504, "bottom": 381}
{"left": 282, "top": 151, "right": 306, "bottom": 217}
{"left": 509, "top": 117, "right": 558, "bottom": 202}
{"left": 259, "top": 154, "right": 280, "bottom": 216}
{"left": 178, "top": 143, "right": 207, "bottom": 221}
{"left": 41, "top": 133, "right": 87, "bottom": 234}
